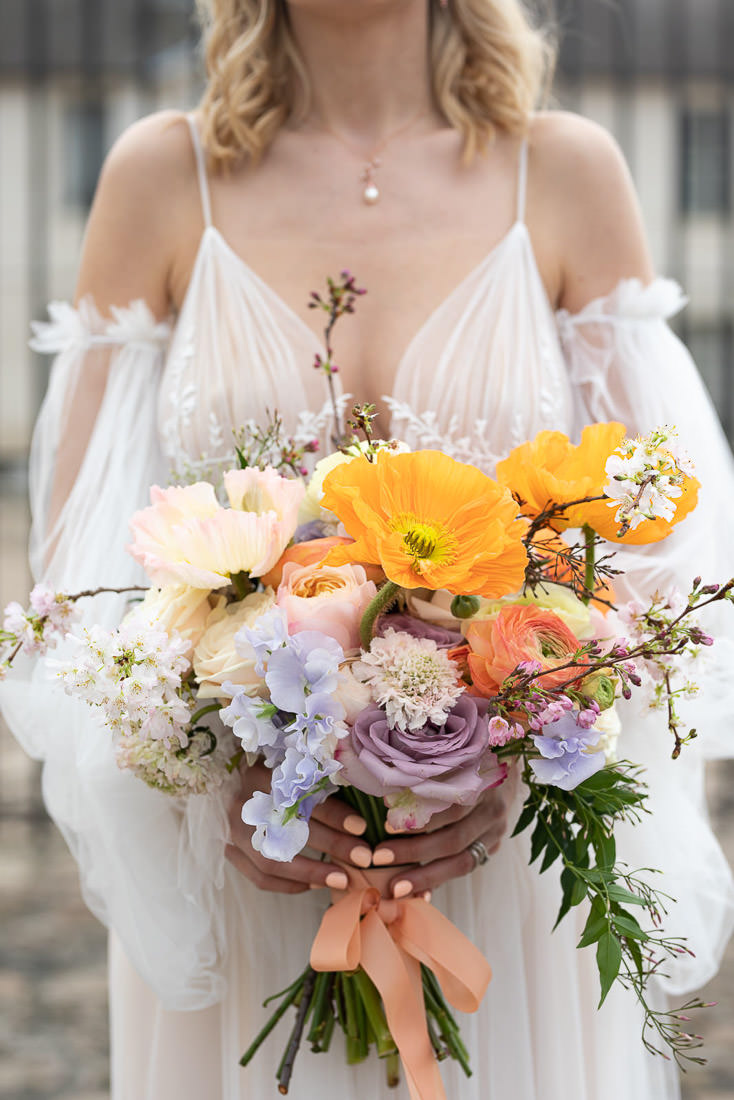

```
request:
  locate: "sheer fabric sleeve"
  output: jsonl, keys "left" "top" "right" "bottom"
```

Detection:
{"left": 558, "top": 279, "right": 734, "bottom": 994}
{"left": 0, "top": 299, "right": 230, "bottom": 1010}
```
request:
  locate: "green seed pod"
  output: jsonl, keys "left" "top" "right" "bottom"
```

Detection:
{"left": 581, "top": 673, "right": 616, "bottom": 711}
{"left": 450, "top": 595, "right": 481, "bottom": 620}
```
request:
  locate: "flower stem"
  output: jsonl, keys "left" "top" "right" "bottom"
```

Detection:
{"left": 190, "top": 701, "right": 221, "bottom": 726}
{"left": 360, "top": 581, "right": 401, "bottom": 649}
{"left": 277, "top": 967, "right": 318, "bottom": 1093}
{"left": 583, "top": 524, "right": 596, "bottom": 606}
{"left": 239, "top": 969, "right": 309, "bottom": 1067}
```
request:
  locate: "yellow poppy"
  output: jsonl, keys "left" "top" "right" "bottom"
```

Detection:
{"left": 321, "top": 450, "right": 528, "bottom": 596}
{"left": 497, "top": 422, "right": 699, "bottom": 544}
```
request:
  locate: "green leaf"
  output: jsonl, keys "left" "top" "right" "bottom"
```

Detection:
{"left": 553, "top": 867, "right": 577, "bottom": 929}
{"left": 529, "top": 820, "right": 547, "bottom": 866}
{"left": 612, "top": 912, "right": 648, "bottom": 942}
{"left": 596, "top": 931, "right": 622, "bottom": 1006}
{"left": 569, "top": 875, "right": 588, "bottom": 908}
{"left": 605, "top": 884, "right": 648, "bottom": 907}
{"left": 577, "top": 898, "right": 609, "bottom": 949}
{"left": 511, "top": 803, "right": 536, "bottom": 838}
{"left": 593, "top": 833, "right": 616, "bottom": 871}
{"left": 540, "top": 841, "right": 561, "bottom": 873}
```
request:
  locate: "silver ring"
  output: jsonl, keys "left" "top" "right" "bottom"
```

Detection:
{"left": 468, "top": 839, "right": 490, "bottom": 870}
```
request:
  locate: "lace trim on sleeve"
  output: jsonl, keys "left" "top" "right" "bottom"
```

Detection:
{"left": 29, "top": 297, "right": 171, "bottom": 355}
{"left": 556, "top": 277, "right": 687, "bottom": 342}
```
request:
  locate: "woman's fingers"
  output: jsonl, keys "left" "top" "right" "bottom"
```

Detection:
{"left": 307, "top": 818, "right": 373, "bottom": 869}
{"left": 310, "top": 796, "right": 368, "bottom": 838}
{"left": 373, "top": 790, "right": 507, "bottom": 868}
{"left": 385, "top": 825, "right": 504, "bottom": 897}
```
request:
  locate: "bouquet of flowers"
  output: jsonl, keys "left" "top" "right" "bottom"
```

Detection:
{"left": 2, "top": 275, "right": 730, "bottom": 1098}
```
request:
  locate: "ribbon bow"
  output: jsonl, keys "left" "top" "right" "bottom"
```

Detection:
{"left": 310, "top": 867, "right": 492, "bottom": 1100}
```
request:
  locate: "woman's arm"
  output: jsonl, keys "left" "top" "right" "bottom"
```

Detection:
{"left": 47, "top": 111, "right": 193, "bottom": 528}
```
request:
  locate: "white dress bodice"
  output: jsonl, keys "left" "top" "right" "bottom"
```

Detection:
{"left": 158, "top": 122, "right": 574, "bottom": 480}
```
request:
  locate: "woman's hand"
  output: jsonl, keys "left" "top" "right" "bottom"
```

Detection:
{"left": 225, "top": 762, "right": 385, "bottom": 894}
{"left": 373, "top": 778, "right": 515, "bottom": 900}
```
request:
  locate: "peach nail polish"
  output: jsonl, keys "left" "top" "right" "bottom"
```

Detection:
{"left": 325, "top": 871, "right": 348, "bottom": 890}
{"left": 372, "top": 849, "right": 395, "bottom": 866}
{"left": 422, "top": 890, "right": 432, "bottom": 904}
{"left": 392, "top": 880, "right": 413, "bottom": 899}
{"left": 349, "top": 846, "right": 372, "bottom": 869}
{"left": 344, "top": 814, "right": 367, "bottom": 836}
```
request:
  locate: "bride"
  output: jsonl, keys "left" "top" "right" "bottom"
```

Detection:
{"left": 4, "top": 1, "right": 734, "bottom": 1097}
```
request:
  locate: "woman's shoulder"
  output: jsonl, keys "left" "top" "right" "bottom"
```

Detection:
{"left": 527, "top": 110, "right": 631, "bottom": 199}
{"left": 99, "top": 109, "right": 196, "bottom": 211}
{"left": 525, "top": 110, "right": 654, "bottom": 312}
{"left": 75, "top": 111, "right": 199, "bottom": 318}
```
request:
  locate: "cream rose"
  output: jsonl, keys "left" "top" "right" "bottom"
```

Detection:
{"left": 276, "top": 561, "right": 377, "bottom": 651}
{"left": 468, "top": 582, "right": 593, "bottom": 639}
{"left": 193, "top": 590, "right": 275, "bottom": 699}
{"left": 404, "top": 588, "right": 462, "bottom": 629}
{"left": 124, "top": 585, "right": 217, "bottom": 667}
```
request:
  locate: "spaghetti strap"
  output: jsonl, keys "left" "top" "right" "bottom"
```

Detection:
{"left": 186, "top": 113, "right": 213, "bottom": 230}
{"left": 516, "top": 138, "right": 529, "bottom": 224}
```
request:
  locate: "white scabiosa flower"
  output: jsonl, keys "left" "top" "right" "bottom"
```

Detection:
{"left": 353, "top": 628, "right": 464, "bottom": 732}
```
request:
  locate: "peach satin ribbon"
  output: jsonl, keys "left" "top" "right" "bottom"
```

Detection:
{"left": 310, "top": 867, "right": 492, "bottom": 1100}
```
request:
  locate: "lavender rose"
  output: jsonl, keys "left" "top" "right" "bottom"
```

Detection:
{"left": 377, "top": 612, "right": 464, "bottom": 649}
{"left": 336, "top": 695, "right": 507, "bottom": 831}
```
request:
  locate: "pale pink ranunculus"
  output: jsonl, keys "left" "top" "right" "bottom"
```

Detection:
{"left": 276, "top": 561, "right": 377, "bottom": 651}
{"left": 224, "top": 467, "right": 304, "bottom": 533}
{"left": 128, "top": 480, "right": 299, "bottom": 589}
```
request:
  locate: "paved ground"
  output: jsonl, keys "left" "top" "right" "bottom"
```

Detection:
{"left": 1, "top": 484, "right": 733, "bottom": 1099}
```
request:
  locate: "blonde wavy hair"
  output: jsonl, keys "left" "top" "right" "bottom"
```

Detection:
{"left": 195, "top": 0, "right": 556, "bottom": 171}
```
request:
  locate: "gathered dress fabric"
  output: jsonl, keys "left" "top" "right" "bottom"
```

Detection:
{"left": 2, "top": 120, "right": 734, "bottom": 1100}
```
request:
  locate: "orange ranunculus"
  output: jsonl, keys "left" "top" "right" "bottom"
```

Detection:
{"left": 497, "top": 423, "right": 699, "bottom": 544}
{"left": 321, "top": 450, "right": 528, "bottom": 597}
{"left": 260, "top": 536, "right": 386, "bottom": 589}
{"left": 465, "top": 604, "right": 581, "bottom": 697}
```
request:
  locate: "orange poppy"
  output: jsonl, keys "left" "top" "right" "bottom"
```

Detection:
{"left": 320, "top": 450, "right": 528, "bottom": 597}
{"left": 497, "top": 422, "right": 699, "bottom": 544}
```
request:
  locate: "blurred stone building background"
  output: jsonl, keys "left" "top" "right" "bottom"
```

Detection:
{"left": 1, "top": 1, "right": 733, "bottom": 1098}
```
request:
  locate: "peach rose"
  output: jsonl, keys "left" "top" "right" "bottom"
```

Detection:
{"left": 465, "top": 604, "right": 581, "bottom": 697}
{"left": 260, "top": 536, "right": 355, "bottom": 589}
{"left": 276, "top": 561, "right": 377, "bottom": 651}
{"left": 193, "top": 590, "right": 275, "bottom": 699}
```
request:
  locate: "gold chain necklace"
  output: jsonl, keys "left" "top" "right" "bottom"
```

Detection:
{"left": 320, "top": 110, "right": 429, "bottom": 205}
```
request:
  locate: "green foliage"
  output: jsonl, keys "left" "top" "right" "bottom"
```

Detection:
{"left": 513, "top": 762, "right": 709, "bottom": 1067}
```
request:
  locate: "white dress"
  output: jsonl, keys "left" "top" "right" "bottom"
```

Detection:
{"left": 3, "top": 117, "right": 734, "bottom": 1100}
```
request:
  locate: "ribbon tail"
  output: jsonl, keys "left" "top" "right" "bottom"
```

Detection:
{"left": 360, "top": 910, "right": 447, "bottom": 1100}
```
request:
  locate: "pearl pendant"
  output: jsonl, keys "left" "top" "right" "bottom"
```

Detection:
{"left": 363, "top": 182, "right": 380, "bottom": 205}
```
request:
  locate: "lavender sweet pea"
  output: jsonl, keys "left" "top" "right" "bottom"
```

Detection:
{"left": 529, "top": 713, "right": 606, "bottom": 791}
{"left": 336, "top": 695, "right": 507, "bottom": 831}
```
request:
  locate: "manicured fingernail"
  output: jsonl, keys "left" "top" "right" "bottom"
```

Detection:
{"left": 344, "top": 814, "right": 367, "bottom": 836}
{"left": 384, "top": 821, "right": 400, "bottom": 834}
{"left": 349, "top": 846, "right": 372, "bottom": 869}
{"left": 392, "top": 880, "right": 413, "bottom": 899}
{"left": 372, "top": 849, "right": 395, "bottom": 866}
{"left": 422, "top": 890, "right": 432, "bottom": 903}
{"left": 326, "top": 871, "right": 348, "bottom": 890}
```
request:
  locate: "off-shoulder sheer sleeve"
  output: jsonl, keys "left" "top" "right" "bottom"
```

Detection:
{"left": 558, "top": 279, "right": 734, "bottom": 995}
{"left": 0, "top": 300, "right": 230, "bottom": 1010}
